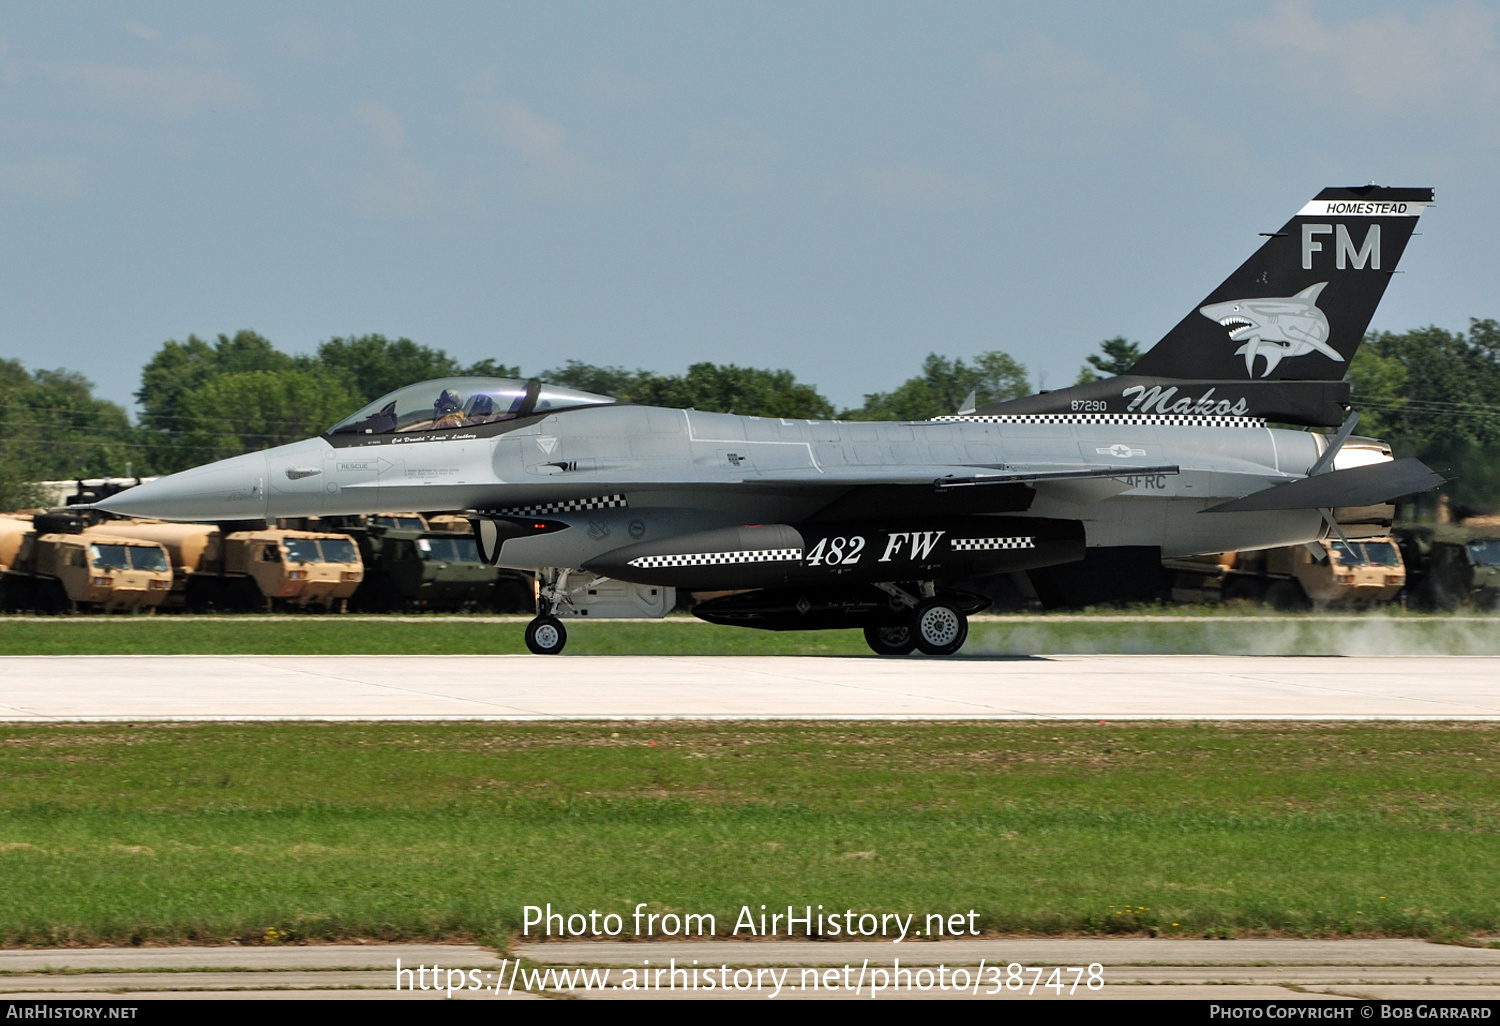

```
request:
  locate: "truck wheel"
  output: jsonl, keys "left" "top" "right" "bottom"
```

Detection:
{"left": 37, "top": 580, "right": 72, "bottom": 616}
{"left": 525, "top": 615, "right": 567, "bottom": 655}
{"left": 1223, "top": 576, "right": 1264, "bottom": 604}
{"left": 911, "top": 597, "right": 968, "bottom": 656}
{"left": 352, "top": 575, "right": 401, "bottom": 613}
{"left": 2, "top": 577, "right": 34, "bottom": 613}
{"left": 186, "top": 578, "right": 222, "bottom": 613}
{"left": 227, "top": 578, "right": 262, "bottom": 614}
{"left": 1265, "top": 580, "right": 1310, "bottom": 612}
{"left": 864, "top": 624, "right": 917, "bottom": 655}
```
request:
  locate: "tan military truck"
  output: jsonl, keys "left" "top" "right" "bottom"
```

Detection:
{"left": 97, "top": 521, "right": 364, "bottom": 612}
{"left": 0, "top": 515, "right": 34, "bottom": 610}
{"left": 0, "top": 516, "right": 31, "bottom": 569}
{"left": 0, "top": 513, "right": 173, "bottom": 613}
{"left": 1167, "top": 535, "right": 1405, "bottom": 610}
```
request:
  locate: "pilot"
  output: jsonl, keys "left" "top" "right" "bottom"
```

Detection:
{"left": 432, "top": 389, "right": 466, "bottom": 429}
{"left": 465, "top": 393, "right": 497, "bottom": 425}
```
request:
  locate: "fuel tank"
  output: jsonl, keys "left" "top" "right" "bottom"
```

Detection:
{"left": 583, "top": 516, "right": 1085, "bottom": 590}
{"left": 693, "top": 584, "right": 993, "bottom": 631}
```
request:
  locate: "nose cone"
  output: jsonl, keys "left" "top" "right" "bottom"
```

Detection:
{"left": 97, "top": 451, "right": 269, "bottom": 522}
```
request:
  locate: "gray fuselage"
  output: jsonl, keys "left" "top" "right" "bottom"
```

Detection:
{"left": 104, "top": 404, "right": 1338, "bottom": 575}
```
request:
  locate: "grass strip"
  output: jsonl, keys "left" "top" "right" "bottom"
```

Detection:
{"left": 0, "top": 721, "right": 1496, "bottom": 944}
{"left": 0, "top": 616, "right": 1498, "bottom": 656}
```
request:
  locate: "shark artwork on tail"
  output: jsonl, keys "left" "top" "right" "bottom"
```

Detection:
{"left": 1199, "top": 282, "right": 1340, "bottom": 377}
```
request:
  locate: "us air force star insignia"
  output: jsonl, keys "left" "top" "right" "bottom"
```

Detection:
{"left": 1098, "top": 444, "right": 1147, "bottom": 458}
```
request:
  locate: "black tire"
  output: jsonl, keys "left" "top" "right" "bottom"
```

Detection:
{"left": 1222, "top": 576, "right": 1265, "bottom": 604}
{"left": 351, "top": 574, "right": 402, "bottom": 613}
{"left": 524, "top": 615, "right": 568, "bottom": 655}
{"left": 226, "top": 578, "right": 263, "bottom": 613}
{"left": 37, "top": 579, "right": 72, "bottom": 616}
{"left": 1265, "top": 580, "right": 1310, "bottom": 612}
{"left": 185, "top": 577, "right": 224, "bottom": 613}
{"left": 864, "top": 624, "right": 917, "bottom": 656}
{"left": 2, "top": 576, "right": 34, "bottom": 613}
{"left": 911, "top": 597, "right": 968, "bottom": 656}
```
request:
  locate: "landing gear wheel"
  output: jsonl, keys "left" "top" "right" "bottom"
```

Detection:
{"left": 525, "top": 615, "right": 568, "bottom": 655}
{"left": 864, "top": 624, "right": 917, "bottom": 656}
{"left": 911, "top": 597, "right": 968, "bottom": 656}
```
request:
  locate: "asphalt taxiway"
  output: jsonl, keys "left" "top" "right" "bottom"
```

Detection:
{"left": 0, "top": 653, "right": 1496, "bottom": 720}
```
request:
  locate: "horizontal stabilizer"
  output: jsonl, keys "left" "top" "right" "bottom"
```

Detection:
{"left": 1201, "top": 458, "right": 1442, "bottom": 513}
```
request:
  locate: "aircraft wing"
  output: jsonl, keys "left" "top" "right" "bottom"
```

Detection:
{"left": 930, "top": 465, "right": 1180, "bottom": 489}
{"left": 740, "top": 463, "right": 1181, "bottom": 489}
{"left": 744, "top": 463, "right": 1180, "bottom": 520}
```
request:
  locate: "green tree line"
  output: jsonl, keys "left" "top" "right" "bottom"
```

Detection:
{"left": 1346, "top": 319, "right": 1500, "bottom": 512}
{"left": 2, "top": 324, "right": 1499, "bottom": 511}
{"left": 0, "top": 330, "right": 1036, "bottom": 508}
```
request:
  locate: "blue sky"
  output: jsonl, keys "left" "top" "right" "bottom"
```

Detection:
{"left": 2, "top": 1, "right": 1497, "bottom": 412}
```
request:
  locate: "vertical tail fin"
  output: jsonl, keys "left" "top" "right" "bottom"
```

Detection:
{"left": 1130, "top": 186, "right": 1432, "bottom": 380}
{"left": 978, "top": 186, "right": 1433, "bottom": 426}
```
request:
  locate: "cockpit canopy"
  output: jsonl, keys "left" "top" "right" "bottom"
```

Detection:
{"left": 327, "top": 377, "right": 616, "bottom": 436}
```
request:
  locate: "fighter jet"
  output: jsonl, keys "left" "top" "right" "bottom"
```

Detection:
{"left": 100, "top": 186, "right": 1442, "bottom": 655}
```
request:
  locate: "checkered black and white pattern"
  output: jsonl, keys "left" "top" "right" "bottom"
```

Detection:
{"left": 950, "top": 536, "right": 1036, "bottom": 552}
{"left": 628, "top": 547, "right": 803, "bottom": 569}
{"left": 495, "top": 494, "right": 628, "bottom": 516}
{"left": 934, "top": 413, "right": 1265, "bottom": 429}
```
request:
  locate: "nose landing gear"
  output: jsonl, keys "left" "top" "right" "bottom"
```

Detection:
{"left": 526, "top": 569, "right": 569, "bottom": 655}
{"left": 524, "top": 614, "right": 568, "bottom": 655}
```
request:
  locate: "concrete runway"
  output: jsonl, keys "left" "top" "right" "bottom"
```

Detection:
{"left": 1, "top": 653, "right": 1498, "bottom": 720}
{"left": 2, "top": 940, "right": 1498, "bottom": 999}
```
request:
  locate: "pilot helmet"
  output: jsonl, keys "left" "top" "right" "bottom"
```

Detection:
{"left": 435, "top": 389, "right": 463, "bottom": 416}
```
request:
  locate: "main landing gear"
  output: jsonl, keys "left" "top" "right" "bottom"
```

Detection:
{"left": 863, "top": 624, "right": 917, "bottom": 656}
{"left": 910, "top": 596, "right": 969, "bottom": 655}
{"left": 863, "top": 586, "right": 971, "bottom": 657}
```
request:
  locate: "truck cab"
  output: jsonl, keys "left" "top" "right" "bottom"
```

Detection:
{"left": 0, "top": 515, "right": 172, "bottom": 613}
{"left": 1286, "top": 537, "right": 1405, "bottom": 608}
{"left": 226, "top": 529, "right": 364, "bottom": 611}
